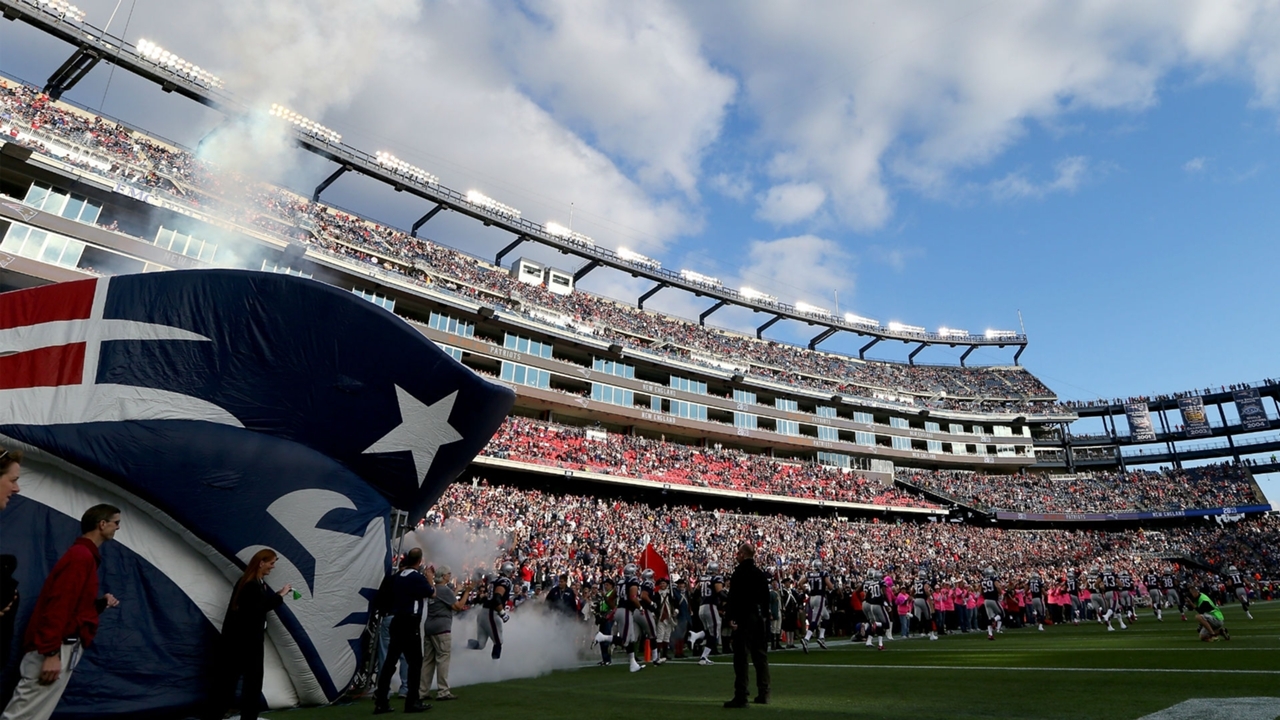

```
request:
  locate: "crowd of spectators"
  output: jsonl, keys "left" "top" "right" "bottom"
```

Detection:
{"left": 1062, "top": 379, "right": 1280, "bottom": 410}
{"left": 896, "top": 463, "right": 1261, "bottom": 514}
{"left": 1, "top": 78, "right": 1063, "bottom": 416}
{"left": 423, "top": 479, "right": 1278, "bottom": 593}
{"left": 483, "top": 416, "right": 933, "bottom": 507}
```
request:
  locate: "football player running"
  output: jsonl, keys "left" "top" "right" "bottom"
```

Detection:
{"left": 689, "top": 562, "right": 725, "bottom": 666}
{"left": 804, "top": 559, "right": 835, "bottom": 650}
{"left": 862, "top": 569, "right": 891, "bottom": 650}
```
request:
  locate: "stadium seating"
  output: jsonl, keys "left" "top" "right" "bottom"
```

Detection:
{"left": 896, "top": 463, "right": 1261, "bottom": 514}
{"left": 0, "top": 77, "right": 1061, "bottom": 416}
{"left": 483, "top": 416, "right": 935, "bottom": 507}
{"left": 424, "top": 480, "right": 1280, "bottom": 586}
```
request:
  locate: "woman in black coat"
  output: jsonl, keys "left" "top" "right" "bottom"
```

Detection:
{"left": 204, "top": 548, "right": 292, "bottom": 720}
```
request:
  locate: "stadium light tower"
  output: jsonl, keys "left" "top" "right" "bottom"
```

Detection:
{"left": 135, "top": 39, "right": 224, "bottom": 89}
{"left": 374, "top": 151, "right": 438, "bottom": 186}
{"left": 269, "top": 104, "right": 341, "bottom": 144}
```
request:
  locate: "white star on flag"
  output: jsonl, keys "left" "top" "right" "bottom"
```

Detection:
{"left": 364, "top": 386, "right": 463, "bottom": 487}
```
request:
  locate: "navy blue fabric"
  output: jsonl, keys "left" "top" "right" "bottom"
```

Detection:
{"left": 0, "top": 270, "right": 515, "bottom": 711}
{"left": 0, "top": 496, "right": 217, "bottom": 719}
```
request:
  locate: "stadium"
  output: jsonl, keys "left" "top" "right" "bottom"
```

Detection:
{"left": 1, "top": 1, "right": 1279, "bottom": 719}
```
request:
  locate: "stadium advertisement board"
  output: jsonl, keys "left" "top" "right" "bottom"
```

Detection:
{"left": 995, "top": 503, "right": 1272, "bottom": 523}
{"left": 1124, "top": 402, "right": 1157, "bottom": 441}
{"left": 1178, "top": 396, "right": 1213, "bottom": 437}
{"left": 1233, "top": 388, "right": 1270, "bottom": 431}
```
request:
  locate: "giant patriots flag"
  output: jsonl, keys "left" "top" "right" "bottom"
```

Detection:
{"left": 0, "top": 270, "right": 513, "bottom": 716}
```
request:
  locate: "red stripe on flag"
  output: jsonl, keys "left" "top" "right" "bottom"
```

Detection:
{"left": 0, "top": 344, "right": 86, "bottom": 390}
{"left": 0, "top": 279, "right": 98, "bottom": 331}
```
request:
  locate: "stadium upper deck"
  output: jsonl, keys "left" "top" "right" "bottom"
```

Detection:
{"left": 0, "top": 45, "right": 1271, "bottom": 521}
{"left": 0, "top": 76, "right": 1060, "bottom": 415}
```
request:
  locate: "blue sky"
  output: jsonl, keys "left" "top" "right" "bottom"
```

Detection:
{"left": 3, "top": 1, "right": 1279, "bottom": 493}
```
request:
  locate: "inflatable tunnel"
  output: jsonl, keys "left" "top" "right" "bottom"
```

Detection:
{"left": 0, "top": 270, "right": 514, "bottom": 717}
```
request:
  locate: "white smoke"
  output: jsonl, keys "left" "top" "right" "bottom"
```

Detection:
{"left": 445, "top": 604, "right": 591, "bottom": 689}
{"left": 395, "top": 524, "right": 593, "bottom": 691}
{"left": 196, "top": 0, "right": 420, "bottom": 184}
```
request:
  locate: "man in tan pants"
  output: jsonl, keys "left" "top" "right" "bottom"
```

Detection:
{"left": 421, "top": 566, "right": 470, "bottom": 702}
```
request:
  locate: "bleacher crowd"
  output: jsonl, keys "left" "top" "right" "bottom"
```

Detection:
{"left": 424, "top": 480, "right": 1279, "bottom": 593}
{"left": 897, "top": 463, "right": 1261, "bottom": 514}
{"left": 483, "top": 416, "right": 933, "bottom": 507}
{"left": 0, "top": 78, "right": 1062, "bottom": 415}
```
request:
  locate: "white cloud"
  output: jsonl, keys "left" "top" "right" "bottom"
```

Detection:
{"left": 1184, "top": 156, "right": 1208, "bottom": 173}
{"left": 688, "top": 1, "right": 1280, "bottom": 228}
{"left": 501, "top": 0, "right": 736, "bottom": 195}
{"left": 709, "top": 172, "right": 752, "bottom": 201}
{"left": 990, "top": 156, "right": 1092, "bottom": 200}
{"left": 734, "top": 234, "right": 854, "bottom": 308}
{"left": 754, "top": 182, "right": 827, "bottom": 225}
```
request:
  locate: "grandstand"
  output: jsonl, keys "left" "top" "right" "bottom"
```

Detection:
{"left": 0, "top": 46, "right": 1272, "bottom": 523}
{"left": 5, "top": 7, "right": 1280, "bottom": 719}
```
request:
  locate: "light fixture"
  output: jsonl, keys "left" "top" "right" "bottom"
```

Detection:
{"left": 374, "top": 151, "right": 438, "bottom": 185}
{"left": 465, "top": 190, "right": 520, "bottom": 218}
{"left": 269, "top": 104, "right": 341, "bottom": 144}
{"left": 135, "top": 39, "right": 224, "bottom": 89}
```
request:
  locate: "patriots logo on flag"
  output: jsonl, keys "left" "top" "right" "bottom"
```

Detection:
{"left": 0, "top": 270, "right": 513, "bottom": 715}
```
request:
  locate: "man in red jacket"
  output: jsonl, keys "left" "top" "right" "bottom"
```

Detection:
{"left": 1, "top": 504, "right": 121, "bottom": 720}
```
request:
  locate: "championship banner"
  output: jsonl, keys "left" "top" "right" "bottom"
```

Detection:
{"left": 1124, "top": 402, "right": 1157, "bottom": 442}
{"left": 1233, "top": 388, "right": 1270, "bottom": 431}
{"left": 1178, "top": 397, "right": 1213, "bottom": 437}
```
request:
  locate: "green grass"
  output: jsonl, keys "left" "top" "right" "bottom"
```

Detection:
{"left": 267, "top": 602, "right": 1280, "bottom": 719}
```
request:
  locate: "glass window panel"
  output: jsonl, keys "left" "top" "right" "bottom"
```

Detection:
{"left": 80, "top": 202, "right": 101, "bottom": 225}
{"left": 61, "top": 195, "right": 86, "bottom": 221}
{"left": 41, "top": 192, "right": 67, "bottom": 218}
{"left": 23, "top": 184, "right": 49, "bottom": 208}
{"left": 22, "top": 229, "right": 48, "bottom": 259}
{"left": 199, "top": 242, "right": 217, "bottom": 262}
{"left": 40, "top": 234, "right": 68, "bottom": 264}
{"left": 59, "top": 239, "right": 85, "bottom": 268}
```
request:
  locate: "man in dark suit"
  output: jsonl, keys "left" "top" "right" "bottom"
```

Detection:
{"left": 374, "top": 548, "right": 435, "bottom": 715}
{"left": 724, "top": 543, "right": 770, "bottom": 708}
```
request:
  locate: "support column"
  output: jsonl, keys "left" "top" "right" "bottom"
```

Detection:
{"left": 756, "top": 314, "right": 784, "bottom": 339}
{"left": 573, "top": 260, "right": 601, "bottom": 282}
{"left": 1216, "top": 402, "right": 1240, "bottom": 463}
{"left": 960, "top": 346, "right": 977, "bottom": 367}
{"left": 908, "top": 343, "right": 927, "bottom": 366}
{"left": 858, "top": 337, "right": 881, "bottom": 360}
{"left": 312, "top": 165, "right": 350, "bottom": 202}
{"left": 494, "top": 236, "right": 525, "bottom": 266}
{"left": 699, "top": 299, "right": 729, "bottom": 327}
{"left": 638, "top": 282, "right": 667, "bottom": 310}
{"left": 1156, "top": 408, "right": 1180, "bottom": 468}
{"left": 808, "top": 326, "right": 839, "bottom": 350}
{"left": 44, "top": 47, "right": 101, "bottom": 101}
{"left": 1013, "top": 344, "right": 1026, "bottom": 366}
{"left": 411, "top": 203, "right": 447, "bottom": 238}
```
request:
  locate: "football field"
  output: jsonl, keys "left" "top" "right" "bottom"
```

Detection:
{"left": 269, "top": 601, "right": 1280, "bottom": 720}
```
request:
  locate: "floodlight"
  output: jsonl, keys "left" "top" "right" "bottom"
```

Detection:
{"left": 617, "top": 247, "right": 660, "bottom": 268}
{"left": 795, "top": 301, "right": 831, "bottom": 316}
{"left": 844, "top": 313, "right": 879, "bottom": 327}
{"left": 741, "top": 287, "right": 778, "bottom": 304}
{"left": 135, "top": 38, "right": 224, "bottom": 89}
{"left": 465, "top": 190, "right": 520, "bottom": 218}
{"left": 374, "top": 151, "right": 438, "bottom": 185}
{"left": 544, "top": 222, "right": 594, "bottom": 245}
{"left": 269, "top": 103, "right": 341, "bottom": 144}
{"left": 984, "top": 329, "right": 1018, "bottom": 339}
{"left": 888, "top": 321, "right": 925, "bottom": 334}
{"left": 679, "top": 269, "right": 722, "bottom": 287}
{"left": 938, "top": 327, "right": 969, "bottom": 338}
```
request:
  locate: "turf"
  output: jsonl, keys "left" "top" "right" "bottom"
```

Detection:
{"left": 264, "top": 601, "right": 1280, "bottom": 720}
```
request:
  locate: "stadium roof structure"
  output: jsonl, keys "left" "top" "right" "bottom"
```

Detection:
{"left": 0, "top": 0, "right": 1029, "bottom": 366}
